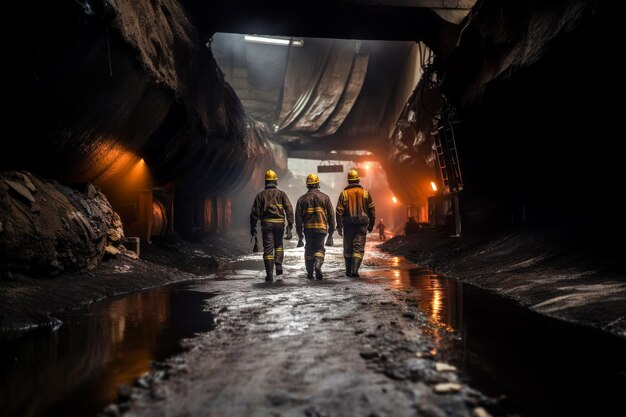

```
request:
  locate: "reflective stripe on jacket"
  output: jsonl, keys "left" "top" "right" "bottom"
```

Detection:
{"left": 335, "top": 184, "right": 375, "bottom": 230}
{"left": 295, "top": 189, "right": 335, "bottom": 235}
{"left": 250, "top": 185, "right": 294, "bottom": 229}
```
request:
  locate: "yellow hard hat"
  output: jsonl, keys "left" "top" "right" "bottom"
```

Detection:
{"left": 265, "top": 169, "right": 278, "bottom": 181}
{"left": 347, "top": 169, "right": 360, "bottom": 181}
{"left": 306, "top": 173, "right": 320, "bottom": 185}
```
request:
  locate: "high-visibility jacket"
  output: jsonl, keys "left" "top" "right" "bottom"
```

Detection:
{"left": 295, "top": 188, "right": 335, "bottom": 235}
{"left": 336, "top": 184, "right": 375, "bottom": 230}
{"left": 250, "top": 184, "right": 294, "bottom": 228}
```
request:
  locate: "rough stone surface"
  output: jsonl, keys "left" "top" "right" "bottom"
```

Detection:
{"left": 435, "top": 362, "right": 457, "bottom": 372}
{"left": 473, "top": 407, "right": 493, "bottom": 417}
{"left": 0, "top": 171, "right": 123, "bottom": 276}
{"left": 433, "top": 383, "right": 462, "bottom": 394}
{"left": 105, "top": 246, "right": 121, "bottom": 256}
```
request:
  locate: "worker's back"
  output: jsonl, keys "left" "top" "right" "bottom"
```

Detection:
{"left": 338, "top": 184, "right": 374, "bottom": 225}
{"left": 251, "top": 186, "right": 292, "bottom": 222}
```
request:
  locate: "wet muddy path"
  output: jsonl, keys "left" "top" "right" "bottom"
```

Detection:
{"left": 1, "top": 242, "right": 624, "bottom": 417}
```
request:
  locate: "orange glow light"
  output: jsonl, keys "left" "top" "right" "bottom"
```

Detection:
{"left": 430, "top": 181, "right": 438, "bottom": 192}
{"left": 392, "top": 196, "right": 397, "bottom": 204}
{"left": 365, "top": 163, "right": 371, "bottom": 170}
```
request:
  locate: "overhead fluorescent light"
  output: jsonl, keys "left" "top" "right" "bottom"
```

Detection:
{"left": 244, "top": 35, "right": 303, "bottom": 47}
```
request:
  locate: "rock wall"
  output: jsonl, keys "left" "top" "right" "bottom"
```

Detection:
{"left": 0, "top": 0, "right": 286, "bottom": 198}
{"left": 0, "top": 172, "right": 124, "bottom": 276}
{"left": 439, "top": 0, "right": 619, "bottom": 240}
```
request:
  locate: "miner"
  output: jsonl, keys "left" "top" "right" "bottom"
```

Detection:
{"left": 336, "top": 169, "right": 375, "bottom": 277}
{"left": 295, "top": 174, "right": 335, "bottom": 280}
{"left": 250, "top": 170, "right": 294, "bottom": 281}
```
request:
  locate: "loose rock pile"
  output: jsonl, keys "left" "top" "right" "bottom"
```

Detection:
{"left": 0, "top": 171, "right": 129, "bottom": 276}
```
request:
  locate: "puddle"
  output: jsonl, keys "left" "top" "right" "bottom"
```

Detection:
{"left": 364, "top": 250, "right": 626, "bottom": 417}
{"left": 0, "top": 285, "right": 216, "bottom": 417}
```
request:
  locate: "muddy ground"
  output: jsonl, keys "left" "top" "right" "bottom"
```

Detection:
{"left": 106, "top": 244, "right": 501, "bottom": 417}
{"left": 0, "top": 231, "right": 249, "bottom": 331}
{"left": 379, "top": 228, "right": 626, "bottom": 338}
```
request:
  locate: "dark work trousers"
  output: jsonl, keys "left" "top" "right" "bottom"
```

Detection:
{"left": 304, "top": 232, "right": 326, "bottom": 263}
{"left": 262, "top": 221, "right": 285, "bottom": 265}
{"left": 343, "top": 223, "right": 368, "bottom": 261}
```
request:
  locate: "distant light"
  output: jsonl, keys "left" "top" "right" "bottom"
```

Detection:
{"left": 392, "top": 196, "right": 398, "bottom": 204}
{"left": 329, "top": 150, "right": 338, "bottom": 154}
{"left": 430, "top": 181, "right": 438, "bottom": 192}
{"left": 244, "top": 35, "right": 304, "bottom": 47}
{"left": 365, "top": 163, "right": 371, "bottom": 170}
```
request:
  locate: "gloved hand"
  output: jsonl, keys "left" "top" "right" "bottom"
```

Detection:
{"left": 251, "top": 228, "right": 257, "bottom": 237}
{"left": 367, "top": 224, "right": 374, "bottom": 233}
{"left": 337, "top": 229, "right": 343, "bottom": 237}
{"left": 285, "top": 229, "right": 293, "bottom": 240}
{"left": 325, "top": 234, "right": 334, "bottom": 246}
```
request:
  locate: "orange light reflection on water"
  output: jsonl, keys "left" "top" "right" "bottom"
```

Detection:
{"left": 369, "top": 253, "right": 460, "bottom": 334}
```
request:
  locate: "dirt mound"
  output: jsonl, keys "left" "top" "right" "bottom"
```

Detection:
{"left": 0, "top": 171, "right": 123, "bottom": 276}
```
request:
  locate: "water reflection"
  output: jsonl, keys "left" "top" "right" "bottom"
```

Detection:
{"left": 365, "top": 250, "right": 626, "bottom": 417}
{"left": 366, "top": 264, "right": 461, "bottom": 334}
{"left": 0, "top": 286, "right": 215, "bottom": 417}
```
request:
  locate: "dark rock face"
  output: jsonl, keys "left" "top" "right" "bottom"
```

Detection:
{"left": 0, "top": 171, "right": 122, "bottom": 276}
{"left": 438, "top": 0, "right": 619, "bottom": 240}
{"left": 0, "top": 0, "right": 286, "bottom": 195}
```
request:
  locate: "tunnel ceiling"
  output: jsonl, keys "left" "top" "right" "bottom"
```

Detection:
{"left": 204, "top": 1, "right": 475, "bottom": 160}
{"left": 213, "top": 35, "right": 434, "bottom": 158}
{"left": 182, "top": 0, "right": 472, "bottom": 42}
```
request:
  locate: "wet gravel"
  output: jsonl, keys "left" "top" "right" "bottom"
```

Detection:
{"left": 110, "top": 243, "right": 502, "bottom": 417}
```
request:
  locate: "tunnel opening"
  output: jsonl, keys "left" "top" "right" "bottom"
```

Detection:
{"left": 211, "top": 31, "right": 450, "bottom": 236}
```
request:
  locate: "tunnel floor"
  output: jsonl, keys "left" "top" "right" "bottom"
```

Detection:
{"left": 2, "top": 241, "right": 625, "bottom": 417}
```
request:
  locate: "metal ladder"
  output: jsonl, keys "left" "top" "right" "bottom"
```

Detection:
{"left": 433, "top": 122, "right": 463, "bottom": 236}
{"left": 434, "top": 122, "right": 463, "bottom": 194}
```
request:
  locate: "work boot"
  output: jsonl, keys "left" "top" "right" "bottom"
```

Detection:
{"left": 276, "top": 263, "right": 283, "bottom": 276}
{"left": 351, "top": 257, "right": 362, "bottom": 278}
{"left": 264, "top": 259, "right": 274, "bottom": 282}
{"left": 305, "top": 260, "right": 314, "bottom": 279}
{"left": 314, "top": 258, "right": 323, "bottom": 280}
{"left": 344, "top": 257, "right": 352, "bottom": 277}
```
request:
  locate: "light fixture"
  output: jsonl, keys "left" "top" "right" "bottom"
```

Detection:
{"left": 430, "top": 181, "right": 438, "bottom": 192}
{"left": 244, "top": 35, "right": 304, "bottom": 47}
{"left": 392, "top": 196, "right": 398, "bottom": 204}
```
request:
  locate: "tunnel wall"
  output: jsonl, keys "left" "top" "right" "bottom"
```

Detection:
{"left": 440, "top": 0, "right": 620, "bottom": 243}
{"left": 0, "top": 0, "right": 286, "bottom": 243}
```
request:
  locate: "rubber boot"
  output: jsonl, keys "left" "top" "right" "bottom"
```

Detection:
{"left": 344, "top": 257, "right": 352, "bottom": 277}
{"left": 351, "top": 257, "right": 362, "bottom": 278}
{"left": 276, "top": 263, "right": 283, "bottom": 277}
{"left": 264, "top": 259, "right": 274, "bottom": 282}
{"left": 305, "top": 260, "right": 314, "bottom": 279}
{"left": 314, "top": 258, "right": 323, "bottom": 280}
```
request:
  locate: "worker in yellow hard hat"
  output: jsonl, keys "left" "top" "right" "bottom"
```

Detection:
{"left": 295, "top": 173, "right": 335, "bottom": 279}
{"left": 250, "top": 169, "right": 294, "bottom": 281}
{"left": 336, "top": 169, "right": 375, "bottom": 277}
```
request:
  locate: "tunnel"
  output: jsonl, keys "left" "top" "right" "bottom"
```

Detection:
{"left": 0, "top": 1, "right": 624, "bottom": 417}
